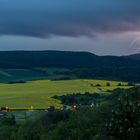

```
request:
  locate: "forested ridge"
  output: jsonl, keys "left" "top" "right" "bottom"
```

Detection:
{"left": 0, "top": 51, "right": 139, "bottom": 68}
{"left": 0, "top": 51, "right": 140, "bottom": 82}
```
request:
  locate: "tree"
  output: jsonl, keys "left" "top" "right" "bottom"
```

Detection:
{"left": 107, "top": 92, "right": 140, "bottom": 140}
{"left": 117, "top": 83, "right": 122, "bottom": 86}
{"left": 106, "top": 82, "right": 110, "bottom": 87}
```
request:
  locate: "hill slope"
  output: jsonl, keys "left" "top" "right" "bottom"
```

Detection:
{"left": 0, "top": 51, "right": 139, "bottom": 68}
{"left": 0, "top": 51, "right": 140, "bottom": 82}
{"left": 124, "top": 53, "right": 140, "bottom": 61}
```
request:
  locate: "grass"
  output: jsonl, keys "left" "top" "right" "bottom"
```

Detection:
{"left": 0, "top": 79, "right": 131, "bottom": 109}
{"left": 0, "top": 69, "right": 47, "bottom": 83}
{"left": 0, "top": 68, "right": 75, "bottom": 83}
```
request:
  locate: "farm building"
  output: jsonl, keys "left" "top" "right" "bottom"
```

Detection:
{"left": 47, "top": 106, "right": 55, "bottom": 112}
{"left": 0, "top": 107, "right": 10, "bottom": 112}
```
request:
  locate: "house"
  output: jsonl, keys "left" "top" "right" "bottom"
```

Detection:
{"left": 0, "top": 107, "right": 10, "bottom": 112}
{"left": 47, "top": 106, "right": 55, "bottom": 112}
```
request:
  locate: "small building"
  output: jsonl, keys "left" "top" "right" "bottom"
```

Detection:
{"left": 47, "top": 106, "right": 55, "bottom": 112}
{"left": 0, "top": 107, "right": 10, "bottom": 112}
{"left": 71, "top": 104, "right": 78, "bottom": 111}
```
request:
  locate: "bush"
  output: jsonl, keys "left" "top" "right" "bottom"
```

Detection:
{"left": 0, "top": 114, "right": 16, "bottom": 126}
{"left": 96, "top": 84, "right": 101, "bottom": 87}
{"left": 117, "top": 83, "right": 122, "bottom": 86}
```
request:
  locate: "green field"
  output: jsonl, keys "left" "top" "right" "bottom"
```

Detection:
{"left": 0, "top": 79, "right": 131, "bottom": 109}
{"left": 0, "top": 68, "right": 74, "bottom": 83}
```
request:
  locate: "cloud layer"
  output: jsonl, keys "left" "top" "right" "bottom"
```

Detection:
{"left": 0, "top": 0, "right": 140, "bottom": 38}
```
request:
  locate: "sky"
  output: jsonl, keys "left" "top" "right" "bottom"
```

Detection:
{"left": 0, "top": 0, "right": 140, "bottom": 55}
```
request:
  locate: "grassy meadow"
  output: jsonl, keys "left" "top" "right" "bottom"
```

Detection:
{"left": 0, "top": 79, "right": 131, "bottom": 109}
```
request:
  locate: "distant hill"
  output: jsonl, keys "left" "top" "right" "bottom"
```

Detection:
{"left": 124, "top": 53, "right": 140, "bottom": 61}
{"left": 0, "top": 50, "right": 139, "bottom": 69}
{"left": 0, "top": 51, "right": 140, "bottom": 82}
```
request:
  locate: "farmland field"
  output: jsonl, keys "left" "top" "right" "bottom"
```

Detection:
{"left": 0, "top": 79, "right": 131, "bottom": 109}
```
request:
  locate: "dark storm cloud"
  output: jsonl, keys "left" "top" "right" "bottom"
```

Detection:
{"left": 0, "top": 0, "right": 140, "bottom": 38}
